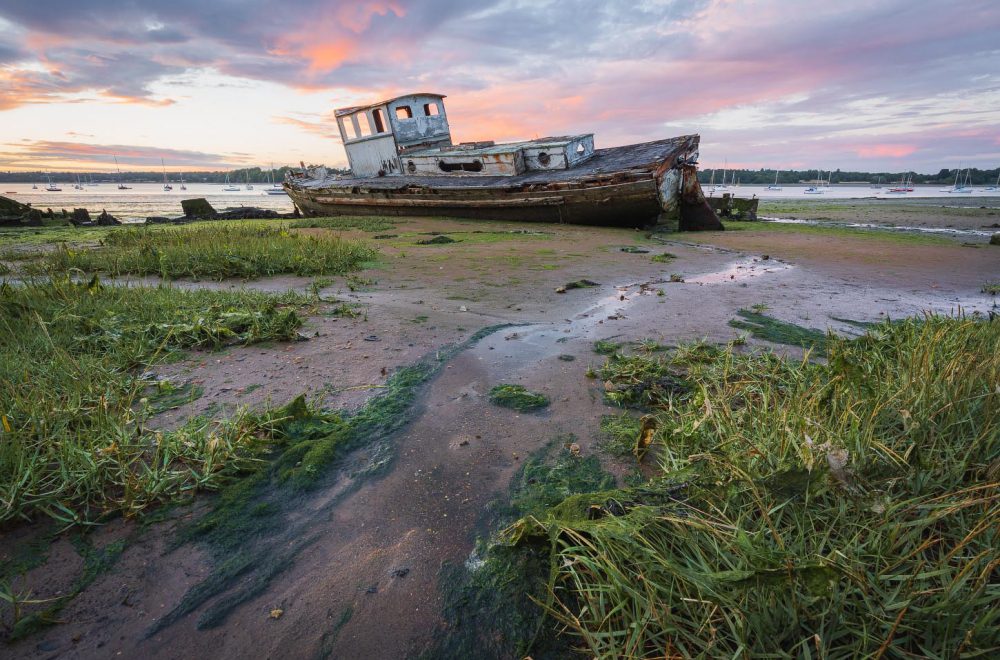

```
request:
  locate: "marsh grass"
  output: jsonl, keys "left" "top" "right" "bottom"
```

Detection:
{"left": 0, "top": 277, "right": 309, "bottom": 525}
{"left": 717, "top": 219, "right": 957, "bottom": 245}
{"left": 38, "top": 224, "right": 377, "bottom": 280}
{"left": 289, "top": 216, "right": 396, "bottom": 232}
{"left": 508, "top": 316, "right": 1000, "bottom": 657}
{"left": 729, "top": 308, "right": 830, "bottom": 354}
{"left": 982, "top": 281, "right": 1000, "bottom": 295}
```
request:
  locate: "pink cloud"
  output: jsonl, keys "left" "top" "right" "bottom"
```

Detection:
{"left": 855, "top": 144, "right": 918, "bottom": 158}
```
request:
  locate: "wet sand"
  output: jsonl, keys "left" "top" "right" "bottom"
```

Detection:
{"left": 3, "top": 208, "right": 998, "bottom": 658}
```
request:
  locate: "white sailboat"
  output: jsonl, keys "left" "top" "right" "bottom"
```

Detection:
{"left": 245, "top": 169, "right": 254, "bottom": 191}
{"left": 115, "top": 156, "right": 131, "bottom": 190}
{"left": 179, "top": 173, "right": 187, "bottom": 191}
{"left": 766, "top": 170, "right": 782, "bottom": 191}
{"left": 45, "top": 175, "right": 62, "bottom": 192}
{"left": 161, "top": 158, "right": 173, "bottom": 191}
{"left": 716, "top": 160, "right": 730, "bottom": 191}
{"left": 941, "top": 167, "right": 972, "bottom": 193}
{"left": 984, "top": 171, "right": 999, "bottom": 192}
{"left": 265, "top": 164, "right": 286, "bottom": 195}
{"left": 222, "top": 172, "right": 240, "bottom": 191}
{"left": 804, "top": 170, "right": 824, "bottom": 194}
{"left": 870, "top": 176, "right": 882, "bottom": 190}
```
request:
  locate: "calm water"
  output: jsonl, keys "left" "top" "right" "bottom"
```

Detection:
{"left": 2, "top": 182, "right": 294, "bottom": 223}
{"left": 5, "top": 182, "right": 999, "bottom": 223}
{"left": 707, "top": 184, "right": 1000, "bottom": 202}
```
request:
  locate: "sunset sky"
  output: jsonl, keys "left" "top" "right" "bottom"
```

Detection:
{"left": 1, "top": 0, "right": 998, "bottom": 173}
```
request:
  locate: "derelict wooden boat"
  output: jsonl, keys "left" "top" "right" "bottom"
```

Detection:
{"left": 284, "top": 93, "right": 721, "bottom": 230}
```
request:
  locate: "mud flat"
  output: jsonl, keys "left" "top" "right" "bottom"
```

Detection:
{"left": 2, "top": 213, "right": 997, "bottom": 658}
{"left": 759, "top": 196, "right": 1000, "bottom": 234}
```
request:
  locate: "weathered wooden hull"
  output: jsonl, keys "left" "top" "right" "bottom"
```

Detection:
{"left": 285, "top": 135, "right": 722, "bottom": 230}
{"left": 288, "top": 178, "right": 664, "bottom": 226}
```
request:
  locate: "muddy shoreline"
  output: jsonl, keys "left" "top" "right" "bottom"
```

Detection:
{"left": 2, "top": 204, "right": 998, "bottom": 658}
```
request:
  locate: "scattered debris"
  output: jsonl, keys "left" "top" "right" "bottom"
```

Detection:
{"left": 634, "top": 415, "right": 656, "bottom": 462}
{"left": 557, "top": 354, "right": 575, "bottom": 361}
{"left": 269, "top": 609, "right": 283, "bottom": 619}
{"left": 620, "top": 246, "right": 650, "bottom": 254}
{"left": 391, "top": 568, "right": 410, "bottom": 578}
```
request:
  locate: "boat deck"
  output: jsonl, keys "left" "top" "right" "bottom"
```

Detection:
{"left": 290, "top": 135, "right": 699, "bottom": 191}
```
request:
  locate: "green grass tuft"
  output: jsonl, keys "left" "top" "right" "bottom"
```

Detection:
{"left": 488, "top": 384, "right": 549, "bottom": 412}
{"left": 508, "top": 316, "right": 1000, "bottom": 657}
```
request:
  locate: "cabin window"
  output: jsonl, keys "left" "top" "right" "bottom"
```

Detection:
{"left": 340, "top": 118, "right": 357, "bottom": 141}
{"left": 537, "top": 152, "right": 551, "bottom": 166}
{"left": 372, "top": 108, "right": 386, "bottom": 133}
{"left": 395, "top": 105, "right": 413, "bottom": 120}
{"left": 576, "top": 143, "right": 586, "bottom": 154}
{"left": 407, "top": 160, "right": 416, "bottom": 173}
{"left": 423, "top": 102, "right": 439, "bottom": 116}
{"left": 439, "top": 159, "right": 483, "bottom": 173}
{"left": 357, "top": 112, "right": 373, "bottom": 137}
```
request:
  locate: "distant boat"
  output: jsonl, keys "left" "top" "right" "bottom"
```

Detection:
{"left": 180, "top": 173, "right": 187, "bottom": 191}
{"left": 766, "top": 170, "right": 782, "bottom": 191}
{"left": 870, "top": 176, "right": 882, "bottom": 189}
{"left": 887, "top": 173, "right": 912, "bottom": 194}
{"left": 73, "top": 175, "right": 84, "bottom": 190}
{"left": 45, "top": 175, "right": 61, "bottom": 192}
{"left": 222, "top": 173, "right": 240, "bottom": 191}
{"left": 941, "top": 168, "right": 972, "bottom": 193}
{"left": 245, "top": 169, "right": 254, "bottom": 191}
{"left": 716, "top": 160, "right": 730, "bottom": 191}
{"left": 87, "top": 174, "right": 98, "bottom": 187}
{"left": 984, "top": 171, "right": 999, "bottom": 192}
{"left": 32, "top": 183, "right": 38, "bottom": 189}
{"left": 804, "top": 170, "right": 824, "bottom": 194}
{"left": 162, "top": 158, "right": 173, "bottom": 191}
{"left": 114, "top": 156, "right": 132, "bottom": 189}
{"left": 265, "top": 163, "right": 286, "bottom": 195}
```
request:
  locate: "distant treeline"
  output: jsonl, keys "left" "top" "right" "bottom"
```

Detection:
{"left": 697, "top": 167, "right": 1000, "bottom": 185}
{"left": 3, "top": 165, "right": 997, "bottom": 185}
{"left": 0, "top": 166, "right": 349, "bottom": 183}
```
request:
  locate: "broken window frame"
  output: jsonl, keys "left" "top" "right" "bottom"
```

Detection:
{"left": 395, "top": 105, "right": 414, "bottom": 120}
{"left": 372, "top": 108, "right": 386, "bottom": 134}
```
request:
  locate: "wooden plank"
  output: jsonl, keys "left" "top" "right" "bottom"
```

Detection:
{"left": 311, "top": 195, "right": 565, "bottom": 208}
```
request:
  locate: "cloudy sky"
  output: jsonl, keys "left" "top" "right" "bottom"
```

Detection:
{"left": 1, "top": 0, "right": 998, "bottom": 173}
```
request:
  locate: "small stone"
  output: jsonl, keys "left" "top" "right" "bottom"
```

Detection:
{"left": 270, "top": 608, "right": 283, "bottom": 619}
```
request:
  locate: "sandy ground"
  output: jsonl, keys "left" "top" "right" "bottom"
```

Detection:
{"left": 2, "top": 206, "right": 999, "bottom": 658}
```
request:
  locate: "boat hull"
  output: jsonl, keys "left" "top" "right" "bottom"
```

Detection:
{"left": 285, "top": 135, "right": 722, "bottom": 230}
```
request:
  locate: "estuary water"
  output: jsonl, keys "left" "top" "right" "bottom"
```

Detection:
{"left": 1, "top": 182, "right": 295, "bottom": 223}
